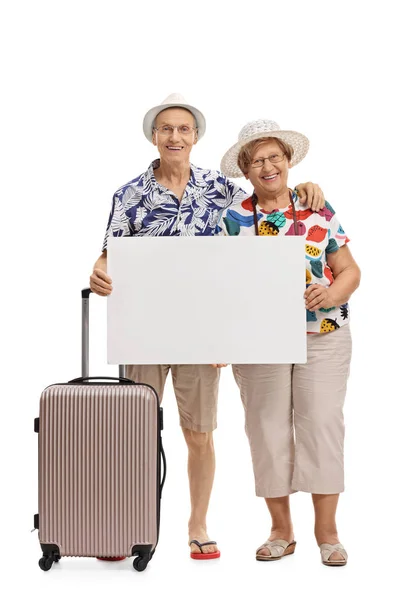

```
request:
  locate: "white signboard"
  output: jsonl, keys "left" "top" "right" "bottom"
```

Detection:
{"left": 107, "top": 236, "right": 306, "bottom": 364}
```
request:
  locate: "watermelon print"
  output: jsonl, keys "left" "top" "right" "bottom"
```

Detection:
{"left": 218, "top": 189, "right": 351, "bottom": 334}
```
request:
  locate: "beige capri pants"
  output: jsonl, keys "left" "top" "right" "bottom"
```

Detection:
{"left": 232, "top": 325, "right": 352, "bottom": 498}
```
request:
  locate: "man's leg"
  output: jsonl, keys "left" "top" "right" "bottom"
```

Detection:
{"left": 182, "top": 428, "right": 218, "bottom": 555}
{"left": 171, "top": 365, "right": 220, "bottom": 556}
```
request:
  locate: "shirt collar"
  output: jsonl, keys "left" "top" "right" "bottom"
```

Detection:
{"left": 143, "top": 159, "right": 209, "bottom": 193}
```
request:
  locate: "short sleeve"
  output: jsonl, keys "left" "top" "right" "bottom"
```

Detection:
{"left": 101, "top": 193, "right": 131, "bottom": 251}
{"left": 325, "top": 201, "right": 350, "bottom": 254}
{"left": 223, "top": 177, "right": 248, "bottom": 208}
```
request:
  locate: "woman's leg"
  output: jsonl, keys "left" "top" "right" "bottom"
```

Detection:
{"left": 292, "top": 326, "right": 352, "bottom": 560}
{"left": 233, "top": 364, "right": 295, "bottom": 556}
{"left": 312, "top": 493, "right": 345, "bottom": 561}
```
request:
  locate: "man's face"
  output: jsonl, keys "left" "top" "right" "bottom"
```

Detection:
{"left": 152, "top": 108, "right": 197, "bottom": 164}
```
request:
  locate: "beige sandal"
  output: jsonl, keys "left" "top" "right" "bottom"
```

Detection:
{"left": 320, "top": 543, "right": 348, "bottom": 566}
{"left": 256, "top": 539, "right": 296, "bottom": 561}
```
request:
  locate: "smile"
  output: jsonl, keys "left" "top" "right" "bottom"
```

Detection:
{"left": 261, "top": 174, "right": 279, "bottom": 181}
{"left": 166, "top": 146, "right": 184, "bottom": 151}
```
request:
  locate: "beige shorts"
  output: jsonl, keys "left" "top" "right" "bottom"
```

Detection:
{"left": 126, "top": 364, "right": 220, "bottom": 432}
{"left": 233, "top": 326, "right": 352, "bottom": 497}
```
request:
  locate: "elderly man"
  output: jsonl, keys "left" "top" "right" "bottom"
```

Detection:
{"left": 90, "top": 93, "right": 325, "bottom": 560}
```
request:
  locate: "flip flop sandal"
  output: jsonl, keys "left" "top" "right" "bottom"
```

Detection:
{"left": 190, "top": 539, "right": 220, "bottom": 560}
{"left": 320, "top": 543, "right": 347, "bottom": 566}
{"left": 256, "top": 539, "right": 296, "bottom": 561}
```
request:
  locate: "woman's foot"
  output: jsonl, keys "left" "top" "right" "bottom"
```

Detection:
{"left": 315, "top": 530, "right": 346, "bottom": 563}
{"left": 256, "top": 527, "right": 295, "bottom": 557}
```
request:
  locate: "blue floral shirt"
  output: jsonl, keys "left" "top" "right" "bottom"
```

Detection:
{"left": 102, "top": 160, "right": 248, "bottom": 249}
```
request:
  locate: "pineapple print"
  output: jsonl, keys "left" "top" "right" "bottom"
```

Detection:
{"left": 259, "top": 220, "right": 279, "bottom": 235}
{"left": 320, "top": 318, "right": 340, "bottom": 333}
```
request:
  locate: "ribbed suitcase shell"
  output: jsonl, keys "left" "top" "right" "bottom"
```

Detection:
{"left": 38, "top": 382, "right": 159, "bottom": 558}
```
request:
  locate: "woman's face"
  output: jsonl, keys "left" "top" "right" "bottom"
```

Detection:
{"left": 245, "top": 139, "right": 290, "bottom": 197}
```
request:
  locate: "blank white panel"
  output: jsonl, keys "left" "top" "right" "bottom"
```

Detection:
{"left": 107, "top": 236, "right": 306, "bottom": 364}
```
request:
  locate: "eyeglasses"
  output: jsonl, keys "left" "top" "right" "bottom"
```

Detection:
{"left": 153, "top": 125, "right": 197, "bottom": 136}
{"left": 250, "top": 153, "right": 286, "bottom": 168}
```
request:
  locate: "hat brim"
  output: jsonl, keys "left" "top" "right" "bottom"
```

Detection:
{"left": 143, "top": 103, "right": 206, "bottom": 142}
{"left": 220, "top": 130, "right": 310, "bottom": 178}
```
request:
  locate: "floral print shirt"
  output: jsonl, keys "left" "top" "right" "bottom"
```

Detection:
{"left": 217, "top": 190, "right": 350, "bottom": 334}
{"left": 102, "top": 160, "right": 248, "bottom": 249}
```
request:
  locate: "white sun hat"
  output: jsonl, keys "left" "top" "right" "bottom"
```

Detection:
{"left": 220, "top": 119, "right": 310, "bottom": 178}
{"left": 142, "top": 93, "right": 206, "bottom": 142}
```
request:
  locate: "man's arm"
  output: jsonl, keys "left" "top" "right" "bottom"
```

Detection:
{"left": 296, "top": 182, "right": 325, "bottom": 211}
{"left": 90, "top": 251, "right": 113, "bottom": 296}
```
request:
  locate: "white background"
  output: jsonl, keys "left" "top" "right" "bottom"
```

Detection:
{"left": 1, "top": 1, "right": 398, "bottom": 598}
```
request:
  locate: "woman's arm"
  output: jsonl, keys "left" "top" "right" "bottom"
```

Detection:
{"left": 305, "top": 245, "right": 361, "bottom": 311}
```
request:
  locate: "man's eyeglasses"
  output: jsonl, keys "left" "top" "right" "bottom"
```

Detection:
{"left": 250, "top": 153, "right": 286, "bottom": 168}
{"left": 153, "top": 125, "right": 197, "bottom": 137}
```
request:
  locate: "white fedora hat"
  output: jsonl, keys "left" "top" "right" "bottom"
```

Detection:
{"left": 220, "top": 119, "right": 310, "bottom": 178}
{"left": 142, "top": 93, "right": 206, "bottom": 142}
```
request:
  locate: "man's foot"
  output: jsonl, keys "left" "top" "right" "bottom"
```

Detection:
{"left": 257, "top": 528, "right": 294, "bottom": 557}
{"left": 315, "top": 531, "right": 345, "bottom": 563}
{"left": 189, "top": 528, "right": 220, "bottom": 558}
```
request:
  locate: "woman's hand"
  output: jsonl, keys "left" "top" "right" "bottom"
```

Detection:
{"left": 90, "top": 268, "right": 113, "bottom": 296}
{"left": 304, "top": 284, "right": 334, "bottom": 311}
{"left": 211, "top": 364, "right": 228, "bottom": 368}
{"left": 296, "top": 182, "right": 325, "bottom": 212}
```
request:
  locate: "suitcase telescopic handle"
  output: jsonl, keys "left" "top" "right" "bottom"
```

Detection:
{"left": 81, "top": 288, "right": 126, "bottom": 379}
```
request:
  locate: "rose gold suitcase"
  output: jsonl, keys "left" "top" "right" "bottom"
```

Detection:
{"left": 33, "top": 288, "right": 166, "bottom": 572}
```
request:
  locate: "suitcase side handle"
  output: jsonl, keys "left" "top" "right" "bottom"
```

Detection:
{"left": 68, "top": 376, "right": 135, "bottom": 384}
{"left": 160, "top": 438, "right": 167, "bottom": 495}
{"left": 81, "top": 287, "right": 126, "bottom": 379}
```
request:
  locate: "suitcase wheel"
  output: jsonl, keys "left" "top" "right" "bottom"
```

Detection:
{"left": 133, "top": 555, "right": 150, "bottom": 572}
{"left": 38, "top": 556, "right": 54, "bottom": 571}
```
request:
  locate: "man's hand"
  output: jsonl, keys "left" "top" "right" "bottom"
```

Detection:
{"left": 304, "top": 284, "right": 335, "bottom": 311}
{"left": 90, "top": 268, "right": 113, "bottom": 296}
{"left": 296, "top": 182, "right": 325, "bottom": 212}
{"left": 211, "top": 364, "right": 228, "bottom": 368}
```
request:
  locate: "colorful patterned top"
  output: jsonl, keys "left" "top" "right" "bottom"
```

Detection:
{"left": 217, "top": 190, "right": 350, "bottom": 334}
{"left": 102, "top": 159, "right": 248, "bottom": 250}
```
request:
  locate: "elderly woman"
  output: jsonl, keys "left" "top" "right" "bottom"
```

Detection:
{"left": 217, "top": 120, "right": 361, "bottom": 566}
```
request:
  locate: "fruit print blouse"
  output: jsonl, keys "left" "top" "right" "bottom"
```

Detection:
{"left": 216, "top": 190, "right": 350, "bottom": 334}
